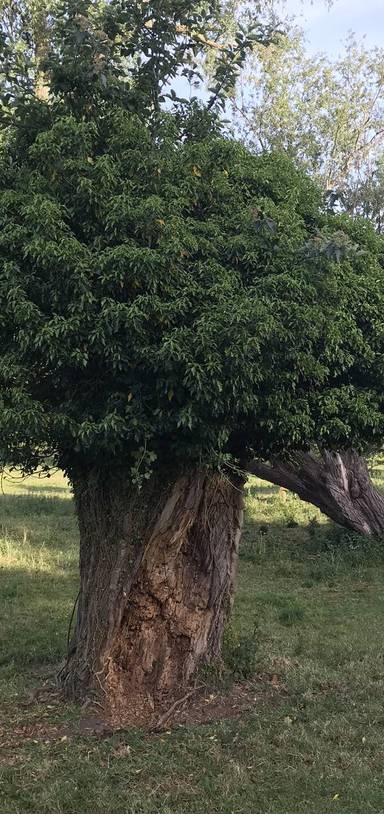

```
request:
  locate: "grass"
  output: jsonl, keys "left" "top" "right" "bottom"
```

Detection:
{"left": 2, "top": 467, "right": 384, "bottom": 812}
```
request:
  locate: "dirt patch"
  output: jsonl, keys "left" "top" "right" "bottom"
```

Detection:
{"left": 164, "top": 681, "right": 264, "bottom": 729}
{"left": 0, "top": 673, "right": 288, "bottom": 753}
{"left": 0, "top": 715, "right": 116, "bottom": 752}
{"left": 177, "top": 673, "right": 290, "bottom": 728}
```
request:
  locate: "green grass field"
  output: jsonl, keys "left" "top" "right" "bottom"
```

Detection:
{"left": 2, "top": 467, "right": 384, "bottom": 813}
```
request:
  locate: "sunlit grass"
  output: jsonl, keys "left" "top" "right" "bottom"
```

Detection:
{"left": 0, "top": 470, "right": 78, "bottom": 683}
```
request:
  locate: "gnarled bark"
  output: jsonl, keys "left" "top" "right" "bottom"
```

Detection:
{"left": 58, "top": 468, "right": 244, "bottom": 725}
{"left": 247, "top": 449, "right": 384, "bottom": 536}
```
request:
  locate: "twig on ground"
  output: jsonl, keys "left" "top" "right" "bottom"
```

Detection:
{"left": 151, "top": 686, "right": 204, "bottom": 732}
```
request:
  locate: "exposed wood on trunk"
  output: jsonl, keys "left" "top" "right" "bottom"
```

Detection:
{"left": 58, "top": 468, "right": 244, "bottom": 725}
{"left": 247, "top": 450, "right": 384, "bottom": 536}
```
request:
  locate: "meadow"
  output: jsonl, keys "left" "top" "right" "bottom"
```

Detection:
{"left": 2, "top": 466, "right": 384, "bottom": 813}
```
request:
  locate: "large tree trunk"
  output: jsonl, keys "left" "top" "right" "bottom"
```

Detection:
{"left": 247, "top": 449, "right": 384, "bottom": 535}
{"left": 58, "top": 468, "right": 244, "bottom": 725}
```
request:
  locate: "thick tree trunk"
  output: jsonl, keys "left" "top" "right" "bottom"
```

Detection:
{"left": 247, "top": 449, "right": 384, "bottom": 535}
{"left": 58, "top": 468, "right": 244, "bottom": 725}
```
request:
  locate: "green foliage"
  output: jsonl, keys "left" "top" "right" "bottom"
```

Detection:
{"left": 223, "top": 621, "right": 260, "bottom": 678}
{"left": 0, "top": 0, "right": 267, "bottom": 122}
{"left": 1, "top": 3, "right": 384, "bottom": 482}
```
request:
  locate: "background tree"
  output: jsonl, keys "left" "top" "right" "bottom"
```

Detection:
{"left": 0, "top": 0, "right": 58, "bottom": 101}
{"left": 2, "top": 0, "right": 384, "bottom": 722}
{"left": 341, "top": 158, "right": 384, "bottom": 234}
{"left": 235, "top": 29, "right": 384, "bottom": 198}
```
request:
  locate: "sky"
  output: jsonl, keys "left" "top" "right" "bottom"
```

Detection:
{"left": 280, "top": 0, "right": 384, "bottom": 55}
{"left": 173, "top": 0, "right": 384, "bottom": 101}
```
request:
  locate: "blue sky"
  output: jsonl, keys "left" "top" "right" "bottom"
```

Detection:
{"left": 281, "top": 0, "right": 384, "bottom": 54}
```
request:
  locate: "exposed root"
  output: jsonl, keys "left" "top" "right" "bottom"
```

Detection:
{"left": 151, "top": 686, "right": 204, "bottom": 732}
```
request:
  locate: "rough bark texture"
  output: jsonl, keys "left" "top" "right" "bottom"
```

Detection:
{"left": 247, "top": 449, "right": 384, "bottom": 535}
{"left": 58, "top": 468, "right": 244, "bottom": 725}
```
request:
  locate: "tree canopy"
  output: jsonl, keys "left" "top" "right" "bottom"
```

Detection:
{"left": 1, "top": 2, "right": 384, "bottom": 486}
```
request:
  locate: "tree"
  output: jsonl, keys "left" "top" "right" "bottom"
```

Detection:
{"left": 235, "top": 30, "right": 384, "bottom": 194}
{"left": 0, "top": 0, "right": 58, "bottom": 101}
{"left": 341, "top": 158, "right": 384, "bottom": 235}
{"left": 1, "top": 1, "right": 384, "bottom": 723}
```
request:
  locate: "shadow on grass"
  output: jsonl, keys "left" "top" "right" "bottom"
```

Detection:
{"left": 246, "top": 483, "right": 280, "bottom": 499}
{"left": 0, "top": 567, "right": 78, "bottom": 668}
{"left": 0, "top": 491, "right": 74, "bottom": 519}
{"left": 241, "top": 509, "right": 384, "bottom": 590}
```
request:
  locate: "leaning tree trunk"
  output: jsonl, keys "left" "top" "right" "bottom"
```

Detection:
{"left": 247, "top": 449, "right": 384, "bottom": 535}
{"left": 58, "top": 468, "right": 244, "bottom": 725}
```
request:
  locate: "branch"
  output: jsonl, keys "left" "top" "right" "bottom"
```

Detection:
{"left": 244, "top": 450, "right": 384, "bottom": 535}
{"left": 143, "top": 20, "right": 225, "bottom": 51}
{"left": 245, "top": 455, "right": 323, "bottom": 506}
